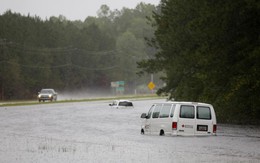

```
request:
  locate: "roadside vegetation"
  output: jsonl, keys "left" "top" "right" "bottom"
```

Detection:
{"left": 0, "top": 94, "right": 162, "bottom": 107}
{"left": 138, "top": 0, "right": 260, "bottom": 124}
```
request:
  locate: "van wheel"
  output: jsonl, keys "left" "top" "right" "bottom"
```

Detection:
{"left": 159, "top": 130, "right": 165, "bottom": 136}
{"left": 141, "top": 129, "right": 144, "bottom": 135}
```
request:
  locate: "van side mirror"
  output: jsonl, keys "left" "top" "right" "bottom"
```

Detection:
{"left": 141, "top": 113, "right": 147, "bottom": 118}
{"left": 109, "top": 104, "right": 112, "bottom": 106}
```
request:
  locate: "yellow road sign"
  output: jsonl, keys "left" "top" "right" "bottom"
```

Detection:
{"left": 148, "top": 81, "right": 155, "bottom": 90}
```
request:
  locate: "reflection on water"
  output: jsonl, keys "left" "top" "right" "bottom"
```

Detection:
{"left": 217, "top": 124, "right": 260, "bottom": 138}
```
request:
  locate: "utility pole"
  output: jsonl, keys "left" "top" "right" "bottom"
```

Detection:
{"left": 151, "top": 74, "right": 154, "bottom": 94}
{"left": 0, "top": 38, "right": 6, "bottom": 100}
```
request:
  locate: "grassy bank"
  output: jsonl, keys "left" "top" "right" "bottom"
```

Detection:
{"left": 0, "top": 94, "right": 164, "bottom": 107}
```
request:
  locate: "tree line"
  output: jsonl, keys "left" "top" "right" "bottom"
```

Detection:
{"left": 138, "top": 0, "right": 260, "bottom": 124}
{"left": 0, "top": 3, "right": 160, "bottom": 100}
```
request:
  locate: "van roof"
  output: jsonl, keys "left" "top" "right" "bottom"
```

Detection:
{"left": 154, "top": 101, "right": 212, "bottom": 106}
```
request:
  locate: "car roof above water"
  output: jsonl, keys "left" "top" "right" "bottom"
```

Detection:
{"left": 115, "top": 99, "right": 131, "bottom": 102}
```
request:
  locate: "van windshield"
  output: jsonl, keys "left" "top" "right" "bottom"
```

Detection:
{"left": 147, "top": 105, "right": 154, "bottom": 119}
{"left": 152, "top": 104, "right": 162, "bottom": 118}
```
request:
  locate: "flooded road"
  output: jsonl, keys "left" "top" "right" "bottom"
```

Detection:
{"left": 0, "top": 99, "right": 259, "bottom": 163}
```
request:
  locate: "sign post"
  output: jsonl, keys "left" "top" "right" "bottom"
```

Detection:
{"left": 111, "top": 81, "right": 125, "bottom": 95}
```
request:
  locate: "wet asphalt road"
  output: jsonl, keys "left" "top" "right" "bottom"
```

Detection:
{"left": 0, "top": 99, "right": 259, "bottom": 163}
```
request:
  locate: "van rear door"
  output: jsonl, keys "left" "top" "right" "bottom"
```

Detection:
{"left": 177, "top": 105, "right": 196, "bottom": 135}
{"left": 195, "top": 105, "right": 214, "bottom": 135}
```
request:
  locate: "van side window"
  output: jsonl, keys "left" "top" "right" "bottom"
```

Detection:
{"left": 159, "top": 104, "right": 172, "bottom": 118}
{"left": 152, "top": 104, "right": 162, "bottom": 118}
{"left": 170, "top": 104, "right": 176, "bottom": 117}
{"left": 180, "top": 105, "right": 195, "bottom": 119}
{"left": 147, "top": 105, "right": 154, "bottom": 119}
{"left": 197, "top": 106, "right": 211, "bottom": 120}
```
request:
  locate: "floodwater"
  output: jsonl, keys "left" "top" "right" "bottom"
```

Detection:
{"left": 0, "top": 99, "right": 259, "bottom": 163}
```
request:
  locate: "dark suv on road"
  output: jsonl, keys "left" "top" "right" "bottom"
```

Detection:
{"left": 38, "top": 89, "right": 58, "bottom": 102}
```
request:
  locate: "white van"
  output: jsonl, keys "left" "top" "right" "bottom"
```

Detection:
{"left": 140, "top": 101, "right": 217, "bottom": 136}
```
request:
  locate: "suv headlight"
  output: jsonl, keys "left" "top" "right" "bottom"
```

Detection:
{"left": 49, "top": 94, "right": 52, "bottom": 98}
{"left": 38, "top": 95, "right": 41, "bottom": 98}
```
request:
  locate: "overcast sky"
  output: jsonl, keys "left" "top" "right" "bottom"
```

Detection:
{"left": 1, "top": 0, "right": 161, "bottom": 21}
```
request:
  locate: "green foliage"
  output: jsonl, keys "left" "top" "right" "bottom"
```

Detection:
{"left": 138, "top": 0, "right": 260, "bottom": 124}
{"left": 0, "top": 3, "right": 159, "bottom": 100}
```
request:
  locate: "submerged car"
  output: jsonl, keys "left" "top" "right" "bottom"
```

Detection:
{"left": 38, "top": 89, "right": 58, "bottom": 102}
{"left": 109, "top": 100, "right": 134, "bottom": 109}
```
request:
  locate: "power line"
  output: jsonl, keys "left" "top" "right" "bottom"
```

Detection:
{"left": 72, "top": 64, "right": 119, "bottom": 70}
{"left": 1, "top": 38, "right": 148, "bottom": 59}
{"left": 0, "top": 38, "right": 145, "bottom": 71}
{"left": 0, "top": 60, "right": 119, "bottom": 70}
{"left": 4, "top": 41, "right": 118, "bottom": 56}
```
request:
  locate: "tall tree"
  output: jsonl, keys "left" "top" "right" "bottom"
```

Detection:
{"left": 138, "top": 0, "right": 260, "bottom": 124}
